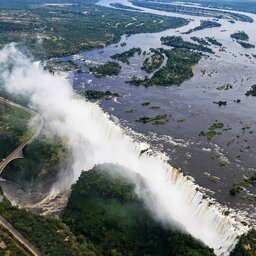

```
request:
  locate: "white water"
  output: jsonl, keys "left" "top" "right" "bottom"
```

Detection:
{"left": 0, "top": 44, "right": 250, "bottom": 256}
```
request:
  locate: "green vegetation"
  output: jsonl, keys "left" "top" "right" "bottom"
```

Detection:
{"left": 83, "top": 90, "right": 121, "bottom": 100}
{"left": 216, "top": 84, "right": 232, "bottom": 90}
{"left": 0, "top": 99, "right": 32, "bottom": 159}
{"left": 184, "top": 20, "right": 221, "bottom": 34}
{"left": 230, "top": 174, "right": 256, "bottom": 196}
{"left": 231, "top": 31, "right": 249, "bottom": 41}
{"left": 129, "top": 48, "right": 201, "bottom": 86}
{"left": 230, "top": 229, "right": 256, "bottom": 256}
{"left": 149, "top": 0, "right": 256, "bottom": 14}
{"left": 2, "top": 135, "right": 67, "bottom": 188}
{"left": 229, "top": 185, "right": 244, "bottom": 196}
{"left": 199, "top": 122, "right": 231, "bottom": 140}
{"left": 0, "top": 226, "right": 28, "bottom": 255}
{"left": 237, "top": 41, "right": 255, "bottom": 49}
{"left": 162, "top": 49, "right": 200, "bottom": 84}
{"left": 177, "top": 118, "right": 186, "bottom": 123}
{"left": 213, "top": 100, "right": 227, "bottom": 106}
{"left": 130, "top": 0, "right": 253, "bottom": 22}
{"left": 149, "top": 106, "right": 161, "bottom": 109}
{"left": 161, "top": 36, "right": 213, "bottom": 53}
{"left": 191, "top": 37, "right": 210, "bottom": 46}
{"left": 89, "top": 61, "right": 121, "bottom": 77}
{"left": 206, "top": 37, "right": 222, "bottom": 46}
{"left": 245, "top": 84, "right": 256, "bottom": 96}
{"left": 0, "top": 190, "right": 97, "bottom": 256}
{"left": 208, "top": 175, "right": 220, "bottom": 183}
{"left": 149, "top": 49, "right": 201, "bottom": 85}
{"left": 141, "top": 102, "right": 150, "bottom": 106}
{"left": 63, "top": 164, "right": 215, "bottom": 256}
{"left": 136, "top": 114, "right": 168, "bottom": 125}
{"left": 230, "top": 31, "right": 254, "bottom": 48}
{"left": 0, "top": 3, "right": 187, "bottom": 59}
{"left": 111, "top": 47, "right": 142, "bottom": 64}
{"left": 141, "top": 49, "right": 164, "bottom": 73}
{"left": 44, "top": 59, "right": 82, "bottom": 73}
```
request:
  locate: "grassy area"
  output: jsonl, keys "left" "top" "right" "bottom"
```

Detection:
{"left": 63, "top": 164, "right": 215, "bottom": 256}
{"left": 0, "top": 100, "right": 32, "bottom": 159}
{"left": 0, "top": 2, "right": 188, "bottom": 59}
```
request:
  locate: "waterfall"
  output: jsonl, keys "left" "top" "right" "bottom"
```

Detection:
{"left": 0, "top": 44, "right": 249, "bottom": 256}
{"left": 68, "top": 100, "right": 248, "bottom": 256}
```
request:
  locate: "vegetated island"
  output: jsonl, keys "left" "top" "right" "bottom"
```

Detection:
{"left": 136, "top": 114, "right": 168, "bottom": 125}
{"left": 230, "top": 31, "right": 255, "bottom": 48}
{"left": 111, "top": 47, "right": 142, "bottom": 64}
{"left": 245, "top": 84, "right": 256, "bottom": 96}
{"left": 89, "top": 61, "right": 121, "bottom": 77}
{"left": 141, "top": 48, "right": 165, "bottom": 73}
{"left": 83, "top": 90, "right": 121, "bottom": 100}
{"left": 191, "top": 37, "right": 211, "bottom": 46}
{"left": 199, "top": 122, "right": 231, "bottom": 140}
{"left": 129, "top": 0, "right": 253, "bottom": 22}
{"left": 237, "top": 41, "right": 255, "bottom": 49}
{"left": 44, "top": 59, "right": 83, "bottom": 74}
{"left": 206, "top": 37, "right": 222, "bottom": 46}
{"left": 184, "top": 20, "right": 221, "bottom": 34}
{"left": 161, "top": 36, "right": 214, "bottom": 53}
{"left": 231, "top": 31, "right": 249, "bottom": 41}
{"left": 128, "top": 48, "right": 201, "bottom": 86}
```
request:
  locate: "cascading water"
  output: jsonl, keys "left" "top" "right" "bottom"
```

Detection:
{"left": 0, "top": 44, "right": 249, "bottom": 256}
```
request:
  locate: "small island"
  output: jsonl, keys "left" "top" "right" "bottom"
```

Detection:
{"left": 89, "top": 61, "right": 121, "bottom": 77}
{"left": 111, "top": 47, "right": 142, "bottom": 64}
{"left": 184, "top": 20, "right": 221, "bottom": 34}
